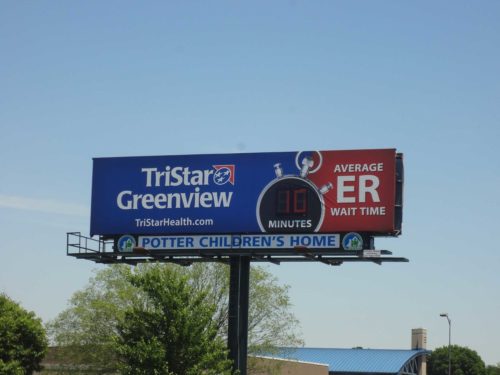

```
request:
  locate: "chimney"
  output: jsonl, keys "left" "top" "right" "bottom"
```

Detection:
{"left": 412, "top": 328, "right": 427, "bottom": 350}
{"left": 411, "top": 328, "right": 427, "bottom": 375}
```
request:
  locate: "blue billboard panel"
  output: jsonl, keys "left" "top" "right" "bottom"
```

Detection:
{"left": 90, "top": 150, "right": 400, "bottom": 236}
{"left": 136, "top": 234, "right": 340, "bottom": 251}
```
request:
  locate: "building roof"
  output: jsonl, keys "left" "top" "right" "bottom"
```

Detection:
{"left": 274, "top": 348, "right": 430, "bottom": 374}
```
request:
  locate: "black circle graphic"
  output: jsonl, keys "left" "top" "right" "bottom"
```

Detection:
{"left": 257, "top": 177, "right": 324, "bottom": 233}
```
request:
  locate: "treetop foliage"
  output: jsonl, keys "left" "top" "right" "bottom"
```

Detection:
{"left": 47, "top": 262, "right": 302, "bottom": 373}
{"left": 486, "top": 363, "right": 500, "bottom": 375}
{"left": 0, "top": 293, "right": 48, "bottom": 375}
{"left": 428, "top": 345, "right": 486, "bottom": 375}
{"left": 116, "top": 265, "right": 233, "bottom": 374}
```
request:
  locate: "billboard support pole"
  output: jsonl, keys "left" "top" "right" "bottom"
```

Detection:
{"left": 228, "top": 256, "right": 250, "bottom": 375}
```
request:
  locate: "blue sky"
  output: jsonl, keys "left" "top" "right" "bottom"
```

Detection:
{"left": 1, "top": 0, "right": 499, "bottom": 365}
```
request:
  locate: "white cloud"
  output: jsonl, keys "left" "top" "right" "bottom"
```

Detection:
{"left": 0, "top": 194, "right": 89, "bottom": 217}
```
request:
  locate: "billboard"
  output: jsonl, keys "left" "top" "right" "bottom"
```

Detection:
{"left": 90, "top": 149, "right": 403, "bottom": 237}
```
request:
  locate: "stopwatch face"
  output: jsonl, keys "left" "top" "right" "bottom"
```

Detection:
{"left": 257, "top": 176, "right": 324, "bottom": 233}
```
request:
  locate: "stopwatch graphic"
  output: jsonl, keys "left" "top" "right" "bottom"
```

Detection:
{"left": 256, "top": 151, "right": 333, "bottom": 233}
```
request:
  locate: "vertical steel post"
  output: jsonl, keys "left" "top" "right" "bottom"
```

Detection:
{"left": 228, "top": 256, "right": 250, "bottom": 375}
{"left": 238, "top": 256, "right": 250, "bottom": 374}
{"left": 228, "top": 257, "right": 240, "bottom": 370}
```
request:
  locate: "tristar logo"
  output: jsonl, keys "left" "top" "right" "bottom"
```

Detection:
{"left": 115, "top": 165, "right": 235, "bottom": 210}
{"left": 213, "top": 165, "right": 235, "bottom": 185}
{"left": 141, "top": 166, "right": 236, "bottom": 187}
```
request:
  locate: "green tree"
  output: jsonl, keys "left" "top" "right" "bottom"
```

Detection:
{"left": 187, "top": 263, "right": 303, "bottom": 374}
{"left": 46, "top": 265, "right": 138, "bottom": 372}
{"left": 47, "top": 263, "right": 302, "bottom": 372}
{"left": 486, "top": 363, "right": 500, "bottom": 375}
{"left": 0, "top": 294, "right": 48, "bottom": 374}
{"left": 187, "top": 263, "right": 303, "bottom": 352}
{"left": 428, "top": 345, "right": 486, "bottom": 375}
{"left": 116, "top": 264, "right": 232, "bottom": 374}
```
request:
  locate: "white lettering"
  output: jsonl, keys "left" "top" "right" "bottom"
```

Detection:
{"left": 360, "top": 206, "right": 386, "bottom": 215}
{"left": 116, "top": 190, "right": 233, "bottom": 210}
{"left": 141, "top": 166, "right": 217, "bottom": 187}
{"left": 200, "top": 192, "right": 213, "bottom": 208}
{"left": 334, "top": 163, "right": 384, "bottom": 173}
{"left": 337, "top": 176, "right": 356, "bottom": 203}
{"left": 359, "top": 175, "right": 380, "bottom": 203}
{"left": 212, "top": 192, "right": 233, "bottom": 208}
{"left": 331, "top": 207, "right": 357, "bottom": 216}
{"left": 117, "top": 190, "right": 133, "bottom": 209}
{"left": 335, "top": 175, "right": 381, "bottom": 204}
{"left": 155, "top": 194, "right": 167, "bottom": 209}
{"left": 141, "top": 194, "right": 155, "bottom": 209}
{"left": 171, "top": 167, "right": 184, "bottom": 186}
{"left": 141, "top": 168, "right": 157, "bottom": 187}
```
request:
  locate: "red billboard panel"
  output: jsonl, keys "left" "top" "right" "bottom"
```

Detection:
{"left": 301, "top": 149, "right": 401, "bottom": 234}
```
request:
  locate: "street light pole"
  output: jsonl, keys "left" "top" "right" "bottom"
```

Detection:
{"left": 440, "top": 313, "right": 451, "bottom": 375}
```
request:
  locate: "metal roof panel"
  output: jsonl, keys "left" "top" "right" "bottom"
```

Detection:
{"left": 275, "top": 348, "right": 429, "bottom": 373}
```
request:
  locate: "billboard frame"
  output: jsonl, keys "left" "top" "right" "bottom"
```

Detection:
{"left": 67, "top": 232, "right": 408, "bottom": 266}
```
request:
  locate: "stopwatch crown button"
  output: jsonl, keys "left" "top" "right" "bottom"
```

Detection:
{"left": 319, "top": 182, "right": 333, "bottom": 195}
{"left": 300, "top": 156, "right": 314, "bottom": 178}
{"left": 274, "top": 163, "right": 284, "bottom": 178}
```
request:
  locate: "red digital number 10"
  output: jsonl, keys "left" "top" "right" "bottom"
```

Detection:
{"left": 277, "top": 188, "right": 307, "bottom": 214}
